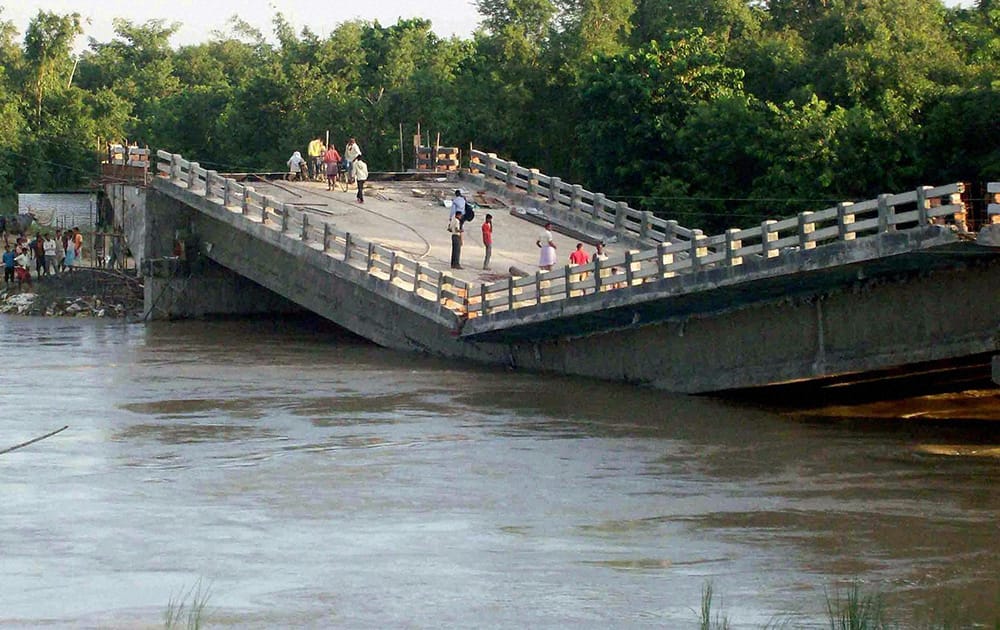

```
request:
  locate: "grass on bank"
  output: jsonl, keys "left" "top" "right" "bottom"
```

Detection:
{"left": 698, "top": 580, "right": 997, "bottom": 629}
{"left": 164, "top": 579, "right": 211, "bottom": 630}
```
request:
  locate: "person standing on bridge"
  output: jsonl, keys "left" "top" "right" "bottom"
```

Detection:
{"left": 537, "top": 222, "right": 557, "bottom": 271}
{"left": 451, "top": 190, "right": 466, "bottom": 227}
{"left": 351, "top": 155, "right": 369, "bottom": 203}
{"left": 344, "top": 138, "right": 362, "bottom": 183}
{"left": 449, "top": 208, "right": 463, "bottom": 269}
{"left": 482, "top": 213, "right": 493, "bottom": 270}
{"left": 323, "top": 144, "right": 342, "bottom": 191}
{"left": 307, "top": 135, "right": 325, "bottom": 181}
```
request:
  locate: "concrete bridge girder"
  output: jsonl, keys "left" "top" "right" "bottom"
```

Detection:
{"left": 131, "top": 178, "right": 1000, "bottom": 395}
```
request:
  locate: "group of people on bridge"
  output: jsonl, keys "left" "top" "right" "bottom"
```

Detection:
{"left": 288, "top": 136, "right": 368, "bottom": 203}
{"left": 445, "top": 190, "right": 611, "bottom": 276}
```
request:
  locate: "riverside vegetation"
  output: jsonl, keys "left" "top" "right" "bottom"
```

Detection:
{"left": 2, "top": 0, "right": 1000, "bottom": 232}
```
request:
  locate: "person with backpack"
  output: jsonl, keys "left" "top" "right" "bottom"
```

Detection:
{"left": 451, "top": 190, "right": 466, "bottom": 227}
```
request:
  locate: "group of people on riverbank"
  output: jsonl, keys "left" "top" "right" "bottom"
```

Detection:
{"left": 2, "top": 228, "right": 84, "bottom": 289}
{"left": 288, "top": 135, "right": 368, "bottom": 202}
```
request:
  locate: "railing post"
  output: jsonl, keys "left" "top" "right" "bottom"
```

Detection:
{"left": 725, "top": 228, "right": 742, "bottom": 265}
{"left": 187, "top": 162, "right": 199, "bottom": 189}
{"left": 527, "top": 168, "right": 539, "bottom": 196}
{"left": 242, "top": 187, "right": 250, "bottom": 215}
{"left": 564, "top": 265, "right": 573, "bottom": 298}
{"left": 469, "top": 152, "right": 481, "bottom": 175}
{"left": 388, "top": 252, "right": 397, "bottom": 281}
{"left": 624, "top": 251, "right": 634, "bottom": 286}
{"left": 507, "top": 276, "right": 515, "bottom": 310}
{"left": 535, "top": 271, "right": 543, "bottom": 305}
{"left": 437, "top": 274, "right": 445, "bottom": 303}
{"left": 548, "top": 177, "right": 562, "bottom": 205}
{"left": 592, "top": 193, "right": 605, "bottom": 220}
{"left": 877, "top": 193, "right": 893, "bottom": 232}
{"left": 798, "top": 211, "right": 815, "bottom": 249}
{"left": 281, "top": 203, "right": 290, "bottom": 233}
{"left": 223, "top": 178, "right": 232, "bottom": 207}
{"left": 916, "top": 186, "right": 930, "bottom": 226}
{"left": 170, "top": 154, "right": 181, "bottom": 180}
{"left": 344, "top": 233, "right": 352, "bottom": 262}
{"left": 836, "top": 202, "right": 855, "bottom": 241}
{"left": 204, "top": 170, "right": 215, "bottom": 198}
{"left": 506, "top": 160, "right": 518, "bottom": 187}
{"left": 366, "top": 242, "right": 375, "bottom": 272}
{"left": 261, "top": 198, "right": 268, "bottom": 223}
{"left": 689, "top": 230, "right": 705, "bottom": 270}
{"left": 761, "top": 220, "right": 777, "bottom": 258}
{"left": 571, "top": 185, "right": 583, "bottom": 213}
{"left": 615, "top": 202, "right": 628, "bottom": 232}
{"left": 322, "top": 224, "right": 331, "bottom": 252}
{"left": 481, "top": 283, "right": 488, "bottom": 316}
{"left": 640, "top": 211, "right": 653, "bottom": 240}
{"left": 486, "top": 153, "right": 498, "bottom": 182}
{"left": 301, "top": 213, "right": 309, "bottom": 241}
{"left": 665, "top": 220, "right": 679, "bottom": 242}
{"left": 661, "top": 243, "right": 675, "bottom": 278}
{"left": 593, "top": 257, "right": 603, "bottom": 291}
{"left": 412, "top": 263, "right": 422, "bottom": 293}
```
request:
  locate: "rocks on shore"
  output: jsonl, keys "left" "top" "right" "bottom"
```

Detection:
{"left": 0, "top": 289, "right": 128, "bottom": 317}
{"left": 0, "top": 270, "right": 143, "bottom": 318}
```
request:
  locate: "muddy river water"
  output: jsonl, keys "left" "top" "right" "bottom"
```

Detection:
{"left": 0, "top": 316, "right": 997, "bottom": 628}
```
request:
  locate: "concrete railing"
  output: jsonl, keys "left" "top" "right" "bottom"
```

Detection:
{"left": 156, "top": 151, "right": 472, "bottom": 317}
{"left": 469, "top": 182, "right": 966, "bottom": 316}
{"left": 988, "top": 183, "right": 1000, "bottom": 221}
{"left": 470, "top": 149, "right": 700, "bottom": 245}
{"left": 157, "top": 149, "right": 966, "bottom": 324}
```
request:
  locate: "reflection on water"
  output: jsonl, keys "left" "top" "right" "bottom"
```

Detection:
{"left": 0, "top": 315, "right": 996, "bottom": 628}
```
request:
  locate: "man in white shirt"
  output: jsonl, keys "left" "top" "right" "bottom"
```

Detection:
{"left": 351, "top": 156, "right": 369, "bottom": 203}
{"left": 42, "top": 234, "right": 57, "bottom": 275}
{"left": 448, "top": 212, "right": 463, "bottom": 269}
{"left": 344, "top": 138, "right": 362, "bottom": 182}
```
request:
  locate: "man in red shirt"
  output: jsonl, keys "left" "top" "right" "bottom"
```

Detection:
{"left": 481, "top": 213, "right": 493, "bottom": 270}
{"left": 569, "top": 242, "right": 590, "bottom": 265}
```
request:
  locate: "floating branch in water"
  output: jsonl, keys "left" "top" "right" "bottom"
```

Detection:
{"left": 0, "top": 426, "right": 69, "bottom": 456}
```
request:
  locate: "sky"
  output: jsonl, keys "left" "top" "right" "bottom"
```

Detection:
{"left": 1, "top": 0, "right": 483, "bottom": 51}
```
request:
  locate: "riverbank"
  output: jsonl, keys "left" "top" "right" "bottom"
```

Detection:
{"left": 0, "top": 269, "right": 143, "bottom": 318}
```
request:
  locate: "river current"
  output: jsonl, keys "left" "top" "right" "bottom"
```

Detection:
{"left": 0, "top": 316, "right": 996, "bottom": 628}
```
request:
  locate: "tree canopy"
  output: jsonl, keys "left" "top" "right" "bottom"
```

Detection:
{"left": 0, "top": 2, "right": 997, "bottom": 229}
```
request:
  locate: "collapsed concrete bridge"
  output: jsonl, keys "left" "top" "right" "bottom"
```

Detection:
{"left": 105, "top": 150, "right": 1000, "bottom": 397}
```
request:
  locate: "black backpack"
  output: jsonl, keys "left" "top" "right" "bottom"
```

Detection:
{"left": 463, "top": 201, "right": 476, "bottom": 223}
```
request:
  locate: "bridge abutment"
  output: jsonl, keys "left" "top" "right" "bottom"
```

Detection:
{"left": 133, "top": 189, "right": 302, "bottom": 319}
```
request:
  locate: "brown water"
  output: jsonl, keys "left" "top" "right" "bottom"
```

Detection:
{"left": 0, "top": 316, "right": 997, "bottom": 628}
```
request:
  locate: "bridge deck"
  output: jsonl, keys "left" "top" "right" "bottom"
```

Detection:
{"left": 249, "top": 178, "right": 626, "bottom": 287}
{"left": 144, "top": 150, "right": 1000, "bottom": 394}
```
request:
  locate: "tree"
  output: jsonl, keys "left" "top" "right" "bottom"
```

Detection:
{"left": 576, "top": 31, "right": 745, "bottom": 209}
{"left": 23, "top": 10, "right": 82, "bottom": 127}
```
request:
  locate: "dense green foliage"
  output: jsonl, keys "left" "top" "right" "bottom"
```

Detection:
{"left": 1, "top": 0, "right": 999, "bottom": 229}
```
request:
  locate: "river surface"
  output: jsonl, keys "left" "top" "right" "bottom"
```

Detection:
{"left": 0, "top": 316, "right": 997, "bottom": 628}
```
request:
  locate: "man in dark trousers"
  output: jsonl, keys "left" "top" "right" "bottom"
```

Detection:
{"left": 449, "top": 208, "right": 463, "bottom": 269}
